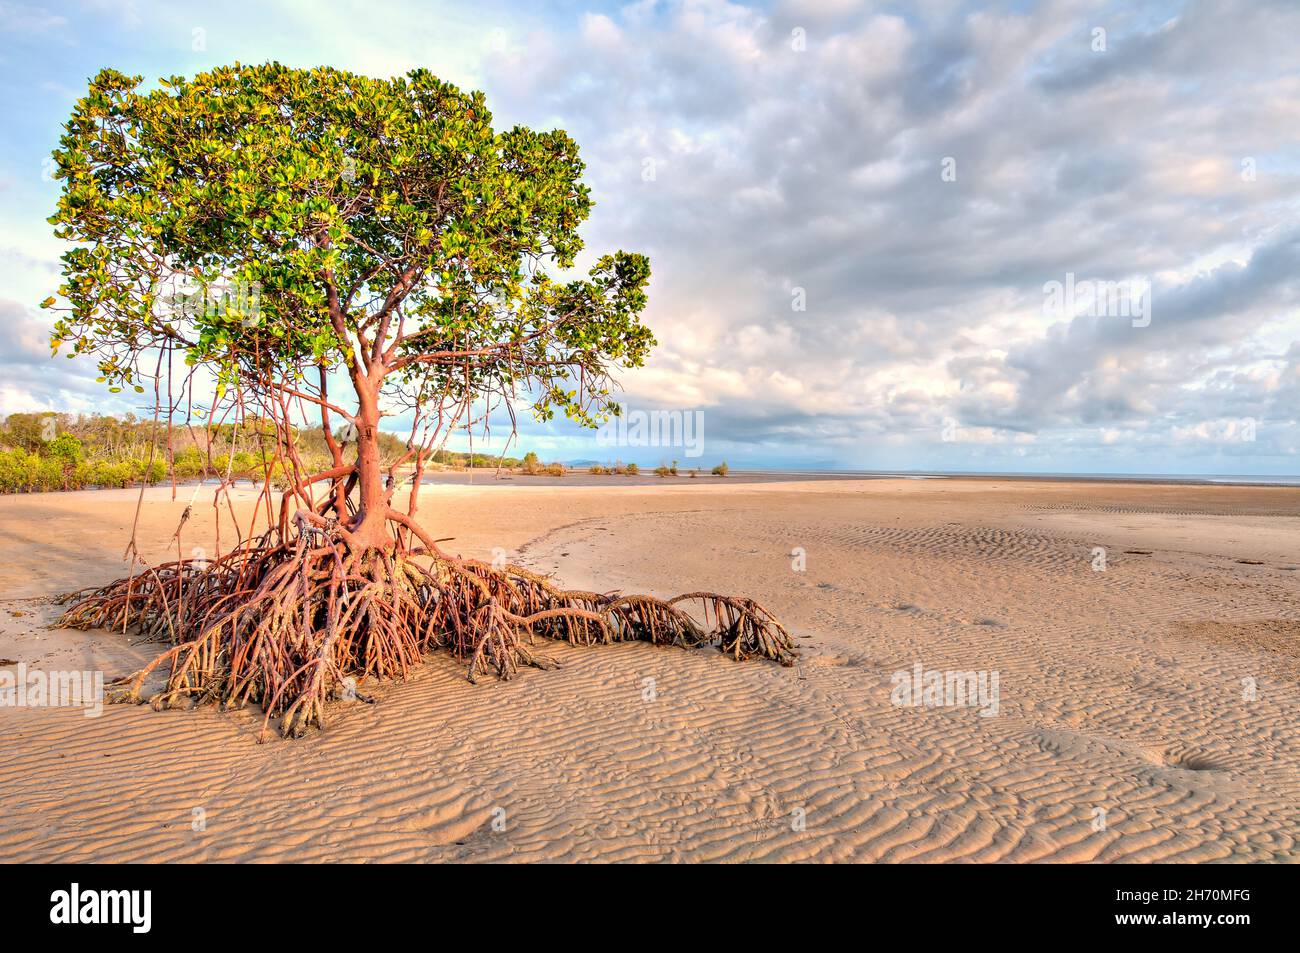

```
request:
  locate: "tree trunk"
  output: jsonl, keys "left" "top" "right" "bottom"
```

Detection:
{"left": 349, "top": 371, "right": 391, "bottom": 551}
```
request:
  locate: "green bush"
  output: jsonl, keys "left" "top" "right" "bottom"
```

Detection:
{"left": 0, "top": 449, "right": 69, "bottom": 492}
{"left": 210, "top": 451, "right": 258, "bottom": 480}
{"left": 45, "top": 435, "right": 84, "bottom": 489}
{"left": 46, "top": 433, "right": 84, "bottom": 464}
{"left": 625, "top": 463, "right": 638, "bottom": 475}
{"left": 171, "top": 445, "right": 205, "bottom": 479}
{"left": 122, "top": 456, "right": 166, "bottom": 485}
{"left": 87, "top": 460, "right": 131, "bottom": 488}
{"left": 38, "top": 456, "right": 64, "bottom": 491}
{"left": 712, "top": 461, "right": 729, "bottom": 476}
{"left": 0, "top": 449, "right": 34, "bottom": 492}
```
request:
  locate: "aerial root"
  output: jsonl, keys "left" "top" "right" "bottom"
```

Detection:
{"left": 669, "top": 592, "right": 798, "bottom": 666}
{"left": 603, "top": 594, "right": 708, "bottom": 648}
{"left": 465, "top": 600, "right": 561, "bottom": 683}
{"left": 57, "top": 531, "right": 797, "bottom": 737}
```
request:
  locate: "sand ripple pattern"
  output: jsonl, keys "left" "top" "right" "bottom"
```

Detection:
{"left": 2, "top": 490, "right": 1298, "bottom": 862}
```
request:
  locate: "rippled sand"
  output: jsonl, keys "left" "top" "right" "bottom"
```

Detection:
{"left": 1, "top": 477, "right": 1297, "bottom": 862}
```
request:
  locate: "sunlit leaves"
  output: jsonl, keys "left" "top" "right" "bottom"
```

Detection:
{"left": 46, "top": 63, "right": 655, "bottom": 424}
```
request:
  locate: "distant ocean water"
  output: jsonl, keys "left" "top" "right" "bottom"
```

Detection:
{"left": 727, "top": 469, "right": 1300, "bottom": 487}
{"left": 421, "top": 467, "right": 1300, "bottom": 488}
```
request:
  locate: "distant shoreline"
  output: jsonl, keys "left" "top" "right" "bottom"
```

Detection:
{"left": 729, "top": 468, "right": 1300, "bottom": 487}
{"left": 420, "top": 468, "right": 1300, "bottom": 489}
{"left": 3, "top": 468, "right": 1295, "bottom": 498}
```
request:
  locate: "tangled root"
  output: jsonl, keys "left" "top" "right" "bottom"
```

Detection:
{"left": 465, "top": 600, "right": 561, "bottom": 683}
{"left": 59, "top": 533, "right": 797, "bottom": 738}
{"left": 605, "top": 594, "right": 708, "bottom": 647}
{"left": 671, "top": 593, "right": 797, "bottom": 666}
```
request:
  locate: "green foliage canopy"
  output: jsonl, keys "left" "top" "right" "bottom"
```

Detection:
{"left": 46, "top": 63, "right": 654, "bottom": 427}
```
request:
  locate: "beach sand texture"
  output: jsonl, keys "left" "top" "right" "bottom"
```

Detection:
{"left": 1, "top": 477, "right": 1298, "bottom": 862}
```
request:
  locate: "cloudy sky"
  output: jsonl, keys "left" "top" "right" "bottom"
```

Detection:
{"left": 2, "top": 0, "right": 1299, "bottom": 474}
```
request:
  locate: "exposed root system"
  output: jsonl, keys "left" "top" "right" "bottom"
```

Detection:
{"left": 58, "top": 527, "right": 797, "bottom": 739}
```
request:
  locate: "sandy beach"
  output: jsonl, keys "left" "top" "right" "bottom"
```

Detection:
{"left": 1, "top": 476, "right": 1298, "bottom": 862}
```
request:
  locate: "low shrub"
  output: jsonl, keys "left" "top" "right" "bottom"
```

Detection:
{"left": 171, "top": 446, "right": 205, "bottom": 479}
{"left": 0, "top": 449, "right": 37, "bottom": 492}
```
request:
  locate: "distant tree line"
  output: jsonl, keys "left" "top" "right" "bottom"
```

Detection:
{"left": 0, "top": 411, "right": 541, "bottom": 493}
